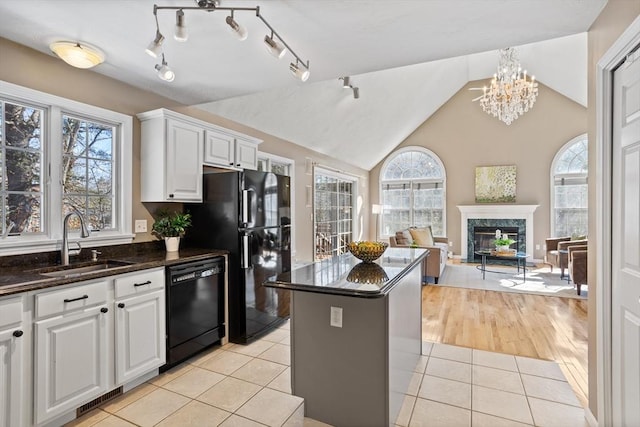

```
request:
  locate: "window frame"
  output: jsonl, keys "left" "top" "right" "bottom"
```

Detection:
{"left": 549, "top": 133, "right": 588, "bottom": 237}
{"left": 379, "top": 146, "right": 447, "bottom": 237}
{"left": 0, "top": 80, "right": 133, "bottom": 255}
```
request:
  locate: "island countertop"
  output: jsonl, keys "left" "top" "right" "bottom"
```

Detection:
{"left": 264, "top": 247, "right": 428, "bottom": 298}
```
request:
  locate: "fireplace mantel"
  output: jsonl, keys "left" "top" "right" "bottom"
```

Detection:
{"left": 457, "top": 205, "right": 539, "bottom": 260}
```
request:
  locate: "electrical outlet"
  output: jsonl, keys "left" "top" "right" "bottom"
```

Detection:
{"left": 449, "top": 241, "right": 453, "bottom": 247}
{"left": 536, "top": 244, "right": 541, "bottom": 250}
{"left": 330, "top": 306, "right": 343, "bottom": 328}
{"left": 135, "top": 219, "right": 147, "bottom": 233}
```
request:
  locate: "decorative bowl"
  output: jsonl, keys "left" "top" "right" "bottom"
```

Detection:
{"left": 346, "top": 262, "right": 389, "bottom": 284}
{"left": 347, "top": 241, "right": 388, "bottom": 263}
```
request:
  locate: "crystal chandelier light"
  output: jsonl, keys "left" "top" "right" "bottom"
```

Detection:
{"left": 477, "top": 47, "right": 538, "bottom": 125}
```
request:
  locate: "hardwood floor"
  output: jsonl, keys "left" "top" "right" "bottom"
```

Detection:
{"left": 422, "top": 284, "right": 589, "bottom": 407}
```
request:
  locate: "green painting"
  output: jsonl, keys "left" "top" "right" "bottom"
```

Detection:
{"left": 475, "top": 165, "right": 517, "bottom": 203}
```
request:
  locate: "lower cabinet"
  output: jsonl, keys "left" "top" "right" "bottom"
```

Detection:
{"left": 0, "top": 296, "right": 26, "bottom": 427}
{"left": 115, "top": 290, "right": 165, "bottom": 384}
{"left": 34, "top": 305, "right": 109, "bottom": 424}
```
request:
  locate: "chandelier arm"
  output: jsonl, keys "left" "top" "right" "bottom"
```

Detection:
{"left": 152, "top": 4, "right": 310, "bottom": 70}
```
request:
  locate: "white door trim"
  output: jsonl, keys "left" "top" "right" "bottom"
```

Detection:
{"left": 595, "top": 14, "right": 640, "bottom": 427}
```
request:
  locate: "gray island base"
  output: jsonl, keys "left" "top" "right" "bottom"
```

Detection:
{"left": 264, "top": 248, "right": 428, "bottom": 426}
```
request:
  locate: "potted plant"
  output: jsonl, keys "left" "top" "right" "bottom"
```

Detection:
{"left": 152, "top": 209, "right": 192, "bottom": 252}
{"left": 493, "top": 236, "right": 516, "bottom": 252}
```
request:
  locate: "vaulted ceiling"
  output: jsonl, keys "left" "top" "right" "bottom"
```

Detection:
{"left": 0, "top": 1, "right": 605, "bottom": 170}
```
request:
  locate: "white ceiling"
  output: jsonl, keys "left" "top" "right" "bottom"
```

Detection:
{"left": 0, "top": 1, "right": 605, "bottom": 170}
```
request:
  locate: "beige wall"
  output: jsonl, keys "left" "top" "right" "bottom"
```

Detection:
{"left": 0, "top": 37, "right": 369, "bottom": 263}
{"left": 586, "top": 0, "right": 640, "bottom": 419}
{"left": 369, "top": 80, "right": 587, "bottom": 260}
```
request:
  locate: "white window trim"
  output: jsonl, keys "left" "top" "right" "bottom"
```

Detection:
{"left": 257, "top": 151, "right": 296, "bottom": 257}
{"left": 0, "top": 80, "right": 133, "bottom": 256}
{"left": 379, "top": 146, "right": 447, "bottom": 237}
{"left": 313, "top": 166, "right": 359, "bottom": 259}
{"left": 549, "top": 133, "right": 588, "bottom": 237}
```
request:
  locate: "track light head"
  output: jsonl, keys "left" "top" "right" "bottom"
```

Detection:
{"left": 341, "top": 76, "right": 350, "bottom": 88}
{"left": 226, "top": 15, "right": 248, "bottom": 41}
{"left": 290, "top": 62, "right": 310, "bottom": 82}
{"left": 155, "top": 55, "right": 175, "bottom": 82}
{"left": 174, "top": 9, "right": 188, "bottom": 42}
{"left": 264, "top": 34, "right": 287, "bottom": 59}
{"left": 145, "top": 30, "right": 164, "bottom": 58}
{"left": 352, "top": 86, "right": 360, "bottom": 99}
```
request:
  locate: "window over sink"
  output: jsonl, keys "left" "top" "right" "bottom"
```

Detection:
{"left": 0, "top": 81, "right": 132, "bottom": 255}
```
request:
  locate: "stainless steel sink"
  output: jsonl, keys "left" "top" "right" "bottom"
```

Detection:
{"left": 39, "top": 260, "right": 133, "bottom": 278}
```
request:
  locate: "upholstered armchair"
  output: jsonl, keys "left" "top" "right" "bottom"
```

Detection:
{"left": 389, "top": 227, "right": 448, "bottom": 284}
{"left": 557, "top": 239, "right": 588, "bottom": 279}
{"left": 545, "top": 237, "right": 570, "bottom": 273}
{"left": 569, "top": 246, "right": 588, "bottom": 295}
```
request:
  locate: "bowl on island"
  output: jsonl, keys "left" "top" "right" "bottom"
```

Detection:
{"left": 347, "top": 241, "right": 388, "bottom": 263}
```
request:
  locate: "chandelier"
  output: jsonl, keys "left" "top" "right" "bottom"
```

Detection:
{"left": 145, "top": 0, "right": 310, "bottom": 82}
{"left": 476, "top": 47, "right": 538, "bottom": 125}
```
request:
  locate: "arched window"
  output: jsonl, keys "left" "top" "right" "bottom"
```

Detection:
{"left": 380, "top": 147, "right": 446, "bottom": 236}
{"left": 551, "top": 134, "right": 588, "bottom": 237}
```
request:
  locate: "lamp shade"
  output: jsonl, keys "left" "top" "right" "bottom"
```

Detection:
{"left": 50, "top": 41, "right": 105, "bottom": 69}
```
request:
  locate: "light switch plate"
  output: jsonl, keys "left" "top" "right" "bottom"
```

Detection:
{"left": 330, "top": 306, "right": 343, "bottom": 328}
{"left": 135, "top": 219, "right": 147, "bottom": 233}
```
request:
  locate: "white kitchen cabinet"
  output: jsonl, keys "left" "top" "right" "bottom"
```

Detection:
{"left": 114, "top": 269, "right": 166, "bottom": 384}
{"left": 0, "top": 296, "right": 26, "bottom": 427}
{"left": 203, "top": 129, "right": 259, "bottom": 170}
{"left": 34, "top": 302, "right": 109, "bottom": 424}
{"left": 138, "top": 109, "right": 204, "bottom": 202}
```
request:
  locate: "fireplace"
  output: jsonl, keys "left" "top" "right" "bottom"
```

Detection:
{"left": 472, "top": 226, "right": 520, "bottom": 262}
{"left": 457, "top": 205, "right": 539, "bottom": 261}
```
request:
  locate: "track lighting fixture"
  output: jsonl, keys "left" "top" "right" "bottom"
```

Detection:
{"left": 290, "top": 61, "right": 310, "bottom": 82}
{"left": 225, "top": 12, "right": 248, "bottom": 41}
{"left": 155, "top": 54, "right": 175, "bottom": 82}
{"left": 147, "top": 2, "right": 310, "bottom": 83}
{"left": 264, "top": 32, "right": 287, "bottom": 59}
{"left": 174, "top": 9, "right": 188, "bottom": 42}
{"left": 145, "top": 30, "right": 164, "bottom": 58}
{"left": 339, "top": 76, "right": 360, "bottom": 99}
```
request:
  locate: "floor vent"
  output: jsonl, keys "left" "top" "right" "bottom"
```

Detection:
{"left": 76, "top": 386, "right": 123, "bottom": 417}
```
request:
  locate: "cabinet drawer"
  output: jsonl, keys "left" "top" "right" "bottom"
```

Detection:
{"left": 114, "top": 268, "right": 164, "bottom": 299}
{"left": 0, "top": 296, "right": 23, "bottom": 328}
{"left": 35, "top": 281, "right": 108, "bottom": 319}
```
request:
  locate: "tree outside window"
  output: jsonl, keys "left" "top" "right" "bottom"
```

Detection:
{"left": 551, "top": 135, "right": 588, "bottom": 237}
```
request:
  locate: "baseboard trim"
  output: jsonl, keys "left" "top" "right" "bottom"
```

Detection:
{"left": 585, "top": 407, "right": 598, "bottom": 427}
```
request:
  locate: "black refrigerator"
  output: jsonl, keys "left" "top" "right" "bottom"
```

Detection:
{"left": 185, "top": 170, "right": 291, "bottom": 344}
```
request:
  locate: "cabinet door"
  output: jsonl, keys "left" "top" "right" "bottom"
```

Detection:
{"left": 204, "top": 130, "right": 235, "bottom": 167}
{"left": 115, "top": 290, "right": 166, "bottom": 385}
{"left": 235, "top": 139, "right": 258, "bottom": 170}
{"left": 35, "top": 306, "right": 109, "bottom": 425}
{"left": 166, "top": 118, "right": 203, "bottom": 201}
{"left": 0, "top": 326, "right": 24, "bottom": 427}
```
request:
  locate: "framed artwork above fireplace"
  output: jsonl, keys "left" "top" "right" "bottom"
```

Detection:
{"left": 475, "top": 165, "right": 517, "bottom": 203}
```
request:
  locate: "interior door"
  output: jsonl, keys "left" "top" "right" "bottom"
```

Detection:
{"left": 612, "top": 46, "right": 640, "bottom": 426}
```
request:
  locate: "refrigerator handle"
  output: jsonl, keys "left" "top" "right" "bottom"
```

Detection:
{"left": 241, "top": 234, "right": 251, "bottom": 269}
{"left": 242, "top": 189, "right": 256, "bottom": 226}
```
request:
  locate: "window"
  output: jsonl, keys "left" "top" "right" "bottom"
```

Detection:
{"left": 380, "top": 147, "right": 446, "bottom": 236}
{"left": 551, "top": 134, "right": 588, "bottom": 237}
{"left": 314, "top": 168, "right": 357, "bottom": 261}
{"left": 0, "top": 81, "right": 132, "bottom": 255}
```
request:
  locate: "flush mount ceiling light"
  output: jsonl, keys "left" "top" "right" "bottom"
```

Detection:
{"left": 471, "top": 47, "right": 538, "bottom": 125}
{"left": 49, "top": 41, "right": 105, "bottom": 69}
{"left": 147, "top": 0, "right": 310, "bottom": 83}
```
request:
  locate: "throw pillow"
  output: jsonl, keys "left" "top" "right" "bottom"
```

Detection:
{"left": 402, "top": 229, "right": 412, "bottom": 243}
{"left": 395, "top": 231, "right": 409, "bottom": 246}
{"left": 409, "top": 226, "right": 434, "bottom": 247}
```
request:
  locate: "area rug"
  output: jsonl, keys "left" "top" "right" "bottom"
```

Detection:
{"left": 436, "top": 263, "right": 588, "bottom": 299}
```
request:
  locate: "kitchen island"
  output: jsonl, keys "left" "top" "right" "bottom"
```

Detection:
{"left": 264, "top": 247, "right": 428, "bottom": 426}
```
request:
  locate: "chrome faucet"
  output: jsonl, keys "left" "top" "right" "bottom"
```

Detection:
{"left": 61, "top": 209, "right": 91, "bottom": 265}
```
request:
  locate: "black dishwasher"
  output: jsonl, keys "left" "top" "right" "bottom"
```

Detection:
{"left": 164, "top": 257, "right": 225, "bottom": 370}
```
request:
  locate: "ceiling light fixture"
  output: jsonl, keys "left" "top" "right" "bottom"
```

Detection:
{"left": 147, "top": 2, "right": 310, "bottom": 83}
{"left": 473, "top": 47, "right": 538, "bottom": 125}
{"left": 174, "top": 9, "right": 188, "bottom": 42}
{"left": 339, "top": 76, "right": 360, "bottom": 99}
{"left": 155, "top": 54, "right": 175, "bottom": 82}
{"left": 264, "top": 32, "right": 287, "bottom": 59}
{"left": 49, "top": 41, "right": 105, "bottom": 69}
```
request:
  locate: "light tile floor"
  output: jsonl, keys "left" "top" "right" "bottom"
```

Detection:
{"left": 66, "top": 323, "right": 587, "bottom": 427}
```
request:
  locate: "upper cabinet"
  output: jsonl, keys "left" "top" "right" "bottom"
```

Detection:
{"left": 138, "top": 109, "right": 261, "bottom": 202}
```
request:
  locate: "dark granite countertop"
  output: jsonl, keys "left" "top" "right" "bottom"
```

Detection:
{"left": 264, "top": 247, "right": 428, "bottom": 298}
{"left": 0, "top": 242, "right": 226, "bottom": 297}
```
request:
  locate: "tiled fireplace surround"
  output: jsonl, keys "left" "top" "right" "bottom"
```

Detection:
{"left": 458, "top": 205, "right": 539, "bottom": 262}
